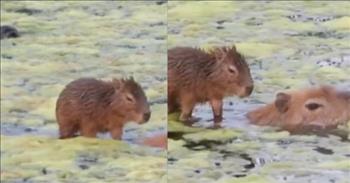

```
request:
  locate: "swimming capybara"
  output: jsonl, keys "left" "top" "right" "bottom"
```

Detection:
{"left": 56, "top": 77, "right": 151, "bottom": 139}
{"left": 247, "top": 86, "right": 350, "bottom": 132}
{"left": 1, "top": 25, "right": 19, "bottom": 40}
{"left": 168, "top": 46, "right": 253, "bottom": 123}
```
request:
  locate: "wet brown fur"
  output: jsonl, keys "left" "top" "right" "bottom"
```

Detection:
{"left": 247, "top": 86, "right": 350, "bottom": 132}
{"left": 56, "top": 77, "right": 150, "bottom": 139}
{"left": 140, "top": 134, "right": 167, "bottom": 149}
{"left": 168, "top": 46, "right": 253, "bottom": 122}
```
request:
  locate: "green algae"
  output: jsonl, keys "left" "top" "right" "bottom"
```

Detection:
{"left": 323, "top": 16, "right": 350, "bottom": 31}
{"left": 1, "top": 135, "right": 166, "bottom": 182}
{"left": 183, "top": 129, "right": 242, "bottom": 143}
{"left": 168, "top": 1, "right": 237, "bottom": 23}
{"left": 235, "top": 42, "right": 280, "bottom": 59}
{"left": 259, "top": 131, "right": 290, "bottom": 141}
{"left": 316, "top": 160, "right": 350, "bottom": 171}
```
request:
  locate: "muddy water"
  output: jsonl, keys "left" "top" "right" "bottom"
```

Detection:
{"left": 1, "top": 1, "right": 167, "bottom": 182}
{"left": 168, "top": 1, "right": 350, "bottom": 183}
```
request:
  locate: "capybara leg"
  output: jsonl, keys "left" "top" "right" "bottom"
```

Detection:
{"left": 59, "top": 122, "right": 78, "bottom": 139}
{"left": 168, "top": 100, "right": 177, "bottom": 113}
{"left": 168, "top": 100, "right": 179, "bottom": 113}
{"left": 210, "top": 99, "right": 223, "bottom": 123}
{"left": 168, "top": 93, "right": 179, "bottom": 113}
{"left": 179, "top": 99, "right": 197, "bottom": 123}
{"left": 110, "top": 127, "right": 123, "bottom": 140}
{"left": 80, "top": 122, "right": 98, "bottom": 138}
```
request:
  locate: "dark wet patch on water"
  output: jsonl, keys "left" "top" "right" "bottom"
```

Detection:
{"left": 240, "top": 153, "right": 256, "bottom": 170}
{"left": 245, "top": 17, "right": 263, "bottom": 26}
{"left": 155, "top": 1, "right": 167, "bottom": 6}
{"left": 218, "top": 150, "right": 259, "bottom": 173}
{"left": 184, "top": 139, "right": 236, "bottom": 151}
{"left": 233, "top": 174, "right": 247, "bottom": 178}
{"left": 313, "top": 146, "right": 334, "bottom": 155}
{"left": 286, "top": 14, "right": 340, "bottom": 23}
{"left": 168, "top": 157, "right": 178, "bottom": 163}
{"left": 168, "top": 131, "right": 185, "bottom": 140}
{"left": 1, "top": 25, "right": 20, "bottom": 40}
{"left": 316, "top": 55, "right": 350, "bottom": 68}
{"left": 76, "top": 153, "right": 99, "bottom": 170}
{"left": 287, "top": 31, "right": 346, "bottom": 39}
{"left": 168, "top": 131, "right": 237, "bottom": 151}
{"left": 14, "top": 8, "right": 43, "bottom": 15}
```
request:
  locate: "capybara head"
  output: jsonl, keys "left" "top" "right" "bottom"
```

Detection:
{"left": 110, "top": 77, "right": 151, "bottom": 124}
{"left": 208, "top": 46, "right": 253, "bottom": 97}
{"left": 247, "top": 86, "right": 350, "bottom": 132}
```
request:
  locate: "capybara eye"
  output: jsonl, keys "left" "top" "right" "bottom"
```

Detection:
{"left": 305, "top": 103, "right": 323, "bottom": 111}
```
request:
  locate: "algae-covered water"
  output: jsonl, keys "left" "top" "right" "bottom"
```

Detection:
{"left": 1, "top": 1, "right": 350, "bottom": 183}
{"left": 1, "top": 1, "right": 166, "bottom": 182}
{"left": 168, "top": 1, "right": 350, "bottom": 183}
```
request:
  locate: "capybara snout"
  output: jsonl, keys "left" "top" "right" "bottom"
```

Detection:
{"left": 246, "top": 85, "right": 254, "bottom": 95}
{"left": 239, "top": 85, "right": 254, "bottom": 98}
{"left": 143, "top": 111, "right": 151, "bottom": 122}
{"left": 56, "top": 77, "right": 150, "bottom": 139}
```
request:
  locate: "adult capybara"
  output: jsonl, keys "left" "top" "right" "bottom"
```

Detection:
{"left": 56, "top": 77, "right": 151, "bottom": 139}
{"left": 168, "top": 46, "right": 253, "bottom": 123}
{"left": 247, "top": 86, "right": 350, "bottom": 132}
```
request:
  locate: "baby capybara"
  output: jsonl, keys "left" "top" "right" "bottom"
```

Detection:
{"left": 56, "top": 77, "right": 151, "bottom": 139}
{"left": 247, "top": 86, "right": 350, "bottom": 132}
{"left": 168, "top": 46, "right": 253, "bottom": 123}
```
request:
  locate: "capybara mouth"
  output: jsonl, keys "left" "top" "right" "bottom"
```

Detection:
{"left": 238, "top": 91, "right": 251, "bottom": 98}
{"left": 140, "top": 112, "right": 151, "bottom": 124}
{"left": 140, "top": 120, "right": 149, "bottom": 124}
{"left": 236, "top": 86, "right": 253, "bottom": 98}
{"left": 306, "top": 121, "right": 334, "bottom": 131}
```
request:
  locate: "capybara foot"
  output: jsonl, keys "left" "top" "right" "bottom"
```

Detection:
{"left": 213, "top": 115, "right": 223, "bottom": 123}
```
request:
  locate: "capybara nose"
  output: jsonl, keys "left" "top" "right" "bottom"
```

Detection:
{"left": 246, "top": 85, "right": 254, "bottom": 96}
{"left": 143, "top": 112, "right": 151, "bottom": 122}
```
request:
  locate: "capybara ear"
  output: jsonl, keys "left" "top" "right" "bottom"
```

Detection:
{"left": 112, "top": 78, "right": 123, "bottom": 90}
{"left": 275, "top": 92, "right": 291, "bottom": 113}
{"left": 213, "top": 47, "right": 227, "bottom": 62}
{"left": 231, "top": 45, "right": 236, "bottom": 52}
